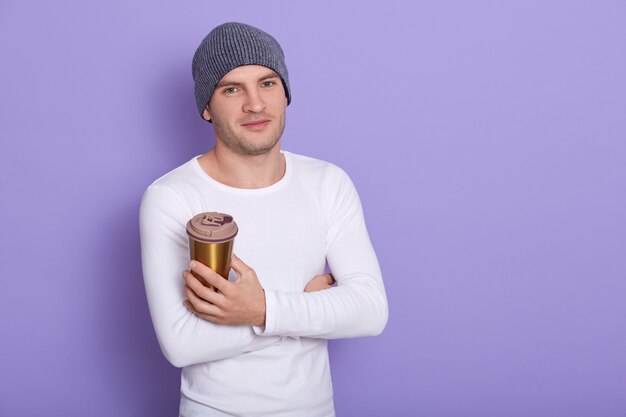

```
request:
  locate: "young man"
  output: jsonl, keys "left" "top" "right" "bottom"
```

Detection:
{"left": 140, "top": 22, "right": 388, "bottom": 416}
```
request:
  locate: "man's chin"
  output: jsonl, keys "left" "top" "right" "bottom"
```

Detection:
{"left": 230, "top": 137, "right": 281, "bottom": 156}
{"left": 238, "top": 147, "right": 274, "bottom": 156}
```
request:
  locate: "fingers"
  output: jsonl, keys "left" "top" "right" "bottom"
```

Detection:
{"left": 230, "top": 254, "right": 252, "bottom": 276}
{"left": 188, "top": 260, "right": 229, "bottom": 292}
{"left": 184, "top": 299, "right": 225, "bottom": 324}
{"left": 183, "top": 270, "right": 225, "bottom": 305}
{"left": 185, "top": 283, "right": 221, "bottom": 316}
{"left": 304, "top": 273, "right": 336, "bottom": 293}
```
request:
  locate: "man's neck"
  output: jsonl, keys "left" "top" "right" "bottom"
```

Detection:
{"left": 197, "top": 144, "right": 286, "bottom": 189}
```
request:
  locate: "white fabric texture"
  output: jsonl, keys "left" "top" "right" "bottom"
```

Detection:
{"left": 139, "top": 151, "right": 388, "bottom": 416}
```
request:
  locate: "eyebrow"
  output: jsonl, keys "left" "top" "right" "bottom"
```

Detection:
{"left": 216, "top": 71, "right": 280, "bottom": 88}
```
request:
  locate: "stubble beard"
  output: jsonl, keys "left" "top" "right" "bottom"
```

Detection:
{"left": 213, "top": 112, "right": 286, "bottom": 156}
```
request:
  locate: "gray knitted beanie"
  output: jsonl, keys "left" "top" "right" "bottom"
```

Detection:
{"left": 192, "top": 22, "right": 291, "bottom": 120}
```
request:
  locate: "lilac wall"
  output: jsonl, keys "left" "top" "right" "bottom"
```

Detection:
{"left": 1, "top": 1, "right": 625, "bottom": 416}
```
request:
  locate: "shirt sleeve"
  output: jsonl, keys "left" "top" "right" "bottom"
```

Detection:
{"left": 253, "top": 167, "right": 389, "bottom": 339}
{"left": 140, "top": 184, "right": 280, "bottom": 368}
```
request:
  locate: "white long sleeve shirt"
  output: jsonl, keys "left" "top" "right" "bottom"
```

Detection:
{"left": 139, "top": 151, "right": 388, "bottom": 416}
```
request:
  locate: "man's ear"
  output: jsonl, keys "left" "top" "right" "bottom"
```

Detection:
{"left": 202, "top": 105, "right": 212, "bottom": 123}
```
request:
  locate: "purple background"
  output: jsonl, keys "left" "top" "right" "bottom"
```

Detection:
{"left": 1, "top": 1, "right": 625, "bottom": 416}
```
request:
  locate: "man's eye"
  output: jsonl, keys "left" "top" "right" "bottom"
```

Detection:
{"left": 224, "top": 87, "right": 238, "bottom": 94}
{"left": 262, "top": 81, "right": 275, "bottom": 87}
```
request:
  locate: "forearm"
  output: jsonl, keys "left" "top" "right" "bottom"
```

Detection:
{"left": 254, "top": 273, "right": 387, "bottom": 339}
{"left": 149, "top": 297, "right": 279, "bottom": 367}
{"left": 143, "top": 252, "right": 281, "bottom": 368}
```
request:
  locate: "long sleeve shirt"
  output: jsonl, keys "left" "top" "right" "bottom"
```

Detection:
{"left": 139, "top": 151, "right": 388, "bottom": 416}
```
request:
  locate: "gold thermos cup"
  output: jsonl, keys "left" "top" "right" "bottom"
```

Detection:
{"left": 186, "top": 212, "right": 238, "bottom": 291}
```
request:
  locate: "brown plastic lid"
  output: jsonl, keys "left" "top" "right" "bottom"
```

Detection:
{"left": 186, "top": 212, "right": 238, "bottom": 243}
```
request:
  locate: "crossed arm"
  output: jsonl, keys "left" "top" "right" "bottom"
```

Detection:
{"left": 182, "top": 215, "right": 388, "bottom": 340}
{"left": 182, "top": 255, "right": 335, "bottom": 326}
{"left": 141, "top": 170, "right": 388, "bottom": 368}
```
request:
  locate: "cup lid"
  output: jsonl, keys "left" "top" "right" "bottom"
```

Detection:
{"left": 186, "top": 211, "right": 238, "bottom": 243}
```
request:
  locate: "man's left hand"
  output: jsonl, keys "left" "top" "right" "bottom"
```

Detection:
{"left": 183, "top": 254, "right": 266, "bottom": 326}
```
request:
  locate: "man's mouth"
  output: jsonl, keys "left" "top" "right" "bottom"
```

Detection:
{"left": 241, "top": 119, "right": 271, "bottom": 130}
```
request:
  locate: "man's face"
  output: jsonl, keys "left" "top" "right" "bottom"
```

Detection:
{"left": 204, "top": 65, "right": 288, "bottom": 156}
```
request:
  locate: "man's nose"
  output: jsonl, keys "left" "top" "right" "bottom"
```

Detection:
{"left": 242, "top": 88, "right": 266, "bottom": 113}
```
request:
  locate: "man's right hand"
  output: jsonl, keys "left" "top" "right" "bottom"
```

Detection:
{"left": 304, "top": 273, "right": 335, "bottom": 292}
{"left": 183, "top": 255, "right": 267, "bottom": 326}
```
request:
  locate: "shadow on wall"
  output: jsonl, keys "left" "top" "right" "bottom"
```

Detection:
{"left": 150, "top": 60, "right": 215, "bottom": 165}
{"left": 89, "top": 64, "right": 217, "bottom": 415}
{"left": 94, "top": 199, "right": 180, "bottom": 416}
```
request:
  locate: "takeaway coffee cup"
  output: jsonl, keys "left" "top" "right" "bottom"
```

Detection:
{"left": 186, "top": 212, "right": 238, "bottom": 290}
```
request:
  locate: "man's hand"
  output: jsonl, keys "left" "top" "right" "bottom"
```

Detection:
{"left": 183, "top": 254, "right": 266, "bottom": 326}
{"left": 304, "top": 273, "right": 335, "bottom": 292}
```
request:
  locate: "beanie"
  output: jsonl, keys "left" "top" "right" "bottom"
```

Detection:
{"left": 192, "top": 22, "right": 291, "bottom": 120}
